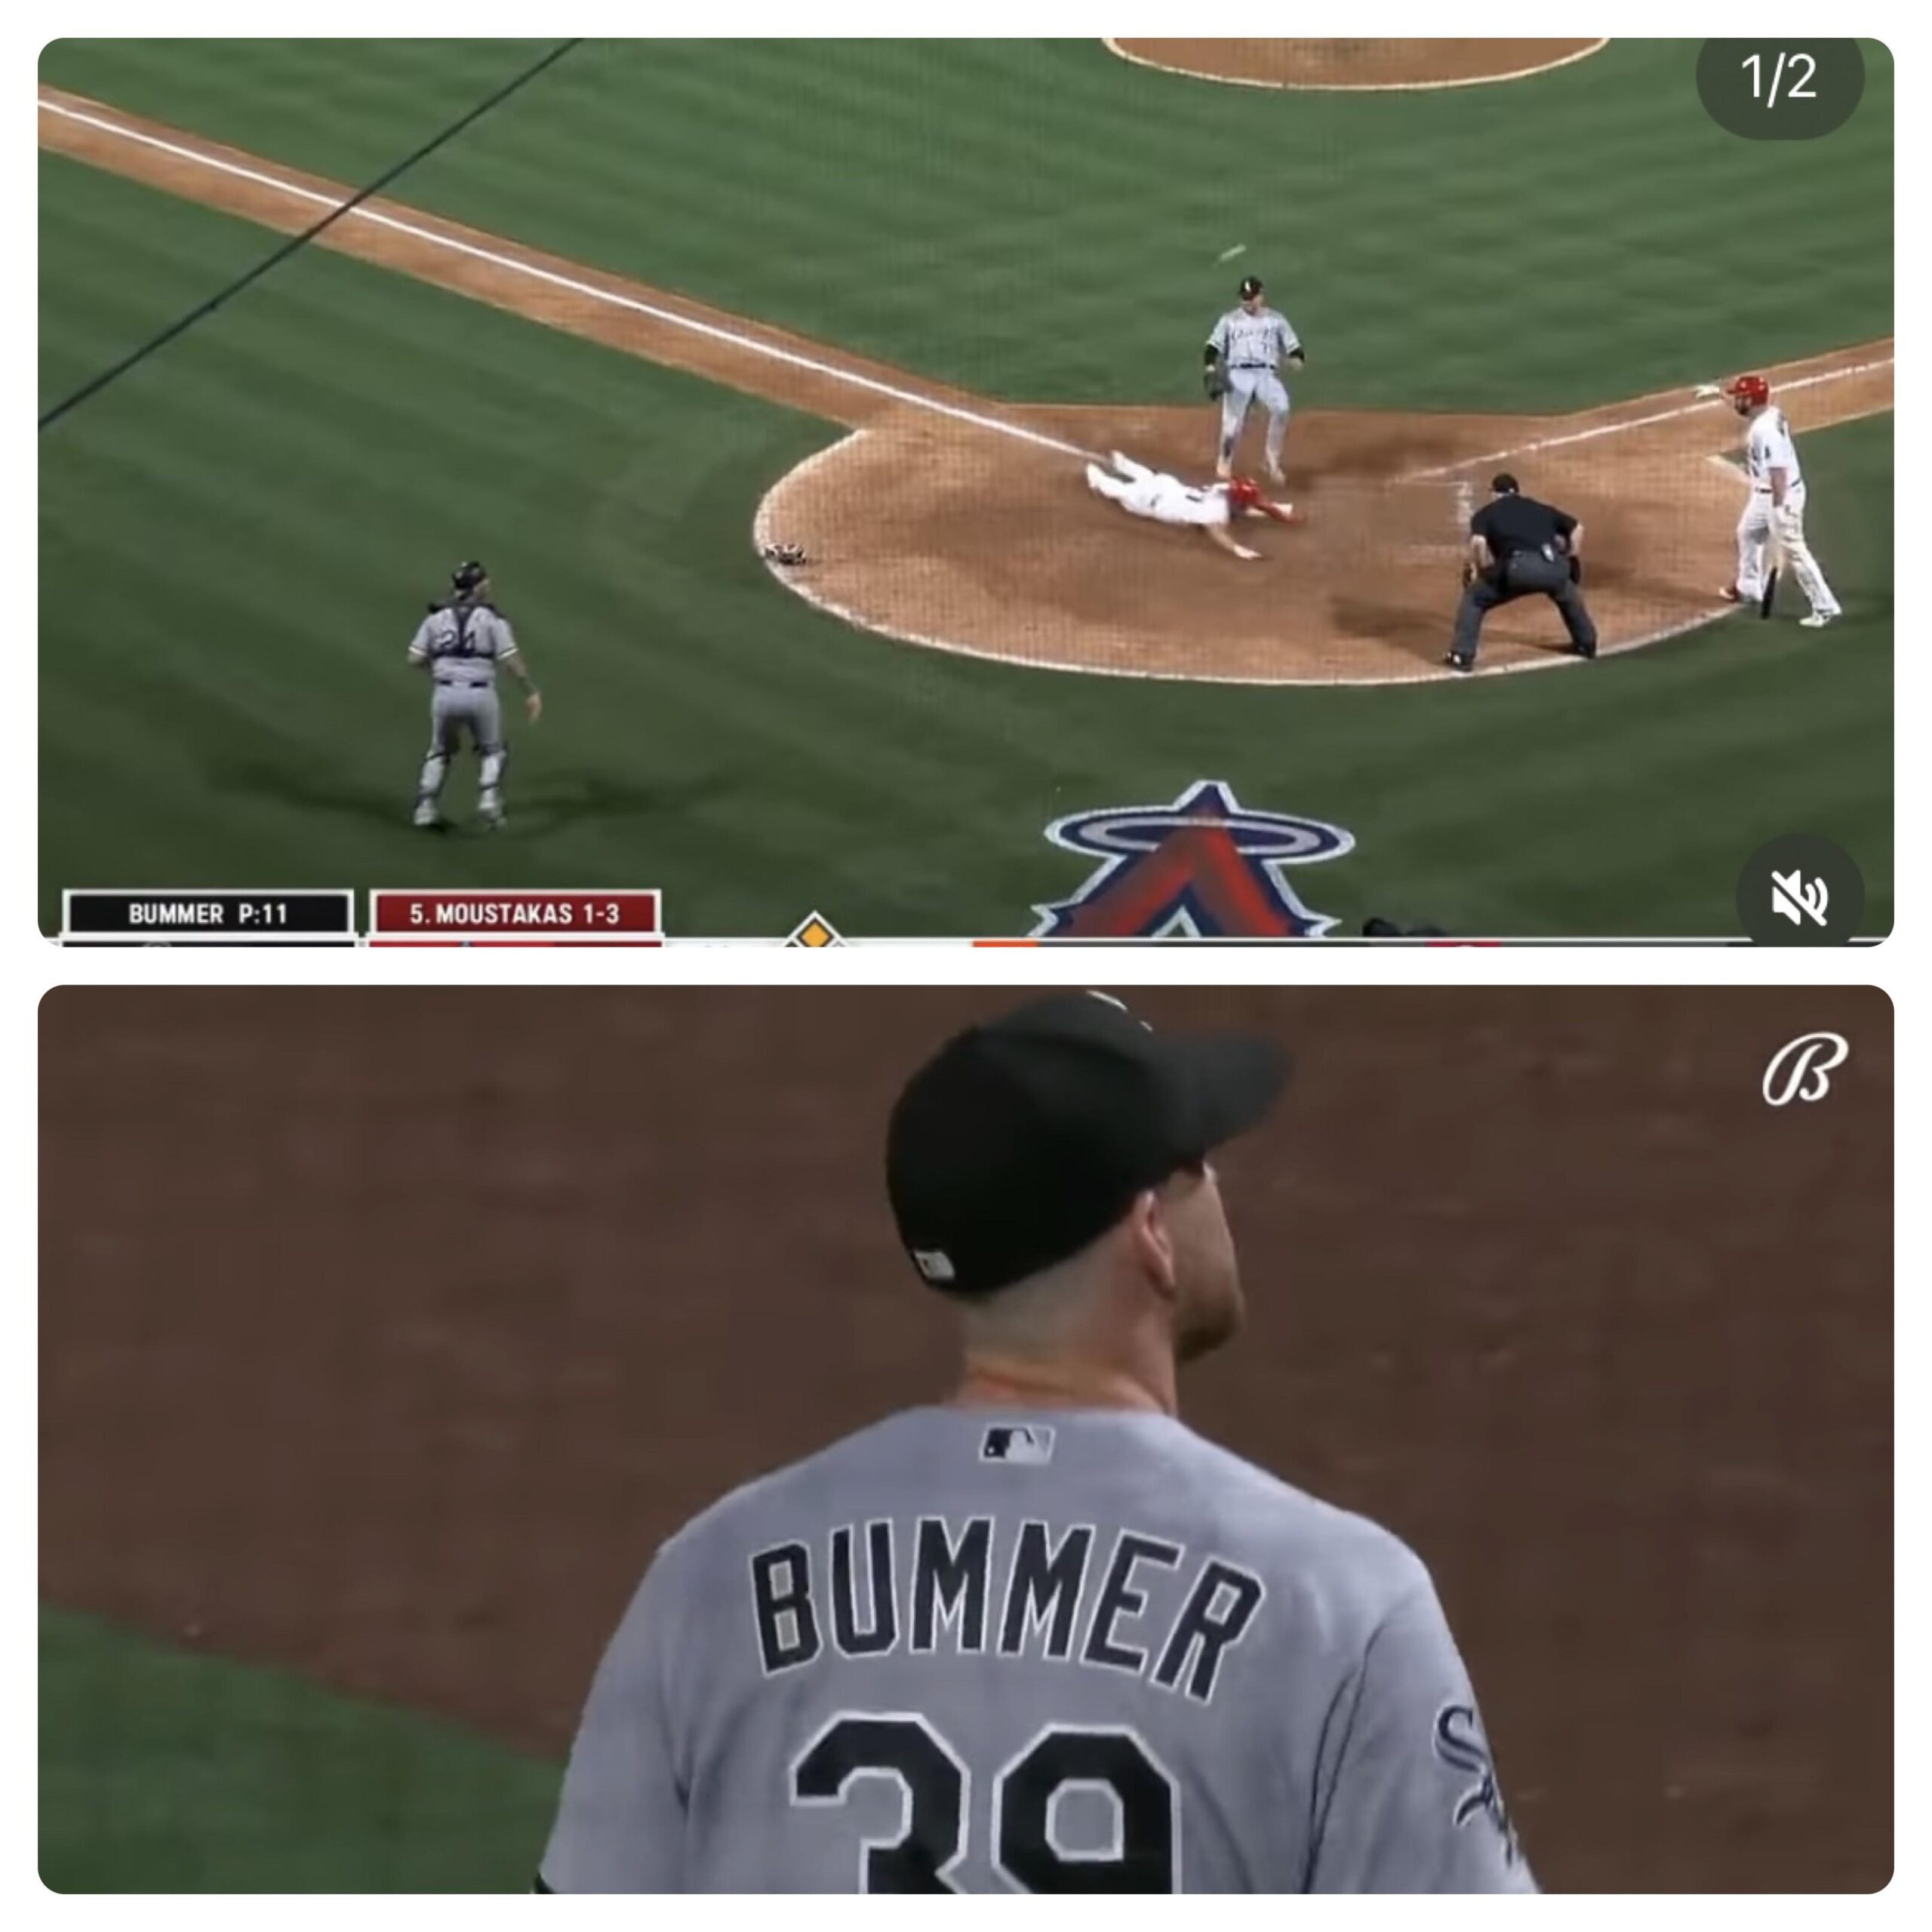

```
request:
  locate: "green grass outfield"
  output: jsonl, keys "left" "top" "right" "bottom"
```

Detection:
{"left": 41, "top": 1607, "right": 558, "bottom": 1890}
{"left": 38, "top": 41, "right": 1893, "bottom": 937}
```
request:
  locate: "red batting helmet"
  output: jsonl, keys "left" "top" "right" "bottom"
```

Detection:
{"left": 1227, "top": 475, "right": 1263, "bottom": 509}
{"left": 1725, "top": 374, "right": 1770, "bottom": 408}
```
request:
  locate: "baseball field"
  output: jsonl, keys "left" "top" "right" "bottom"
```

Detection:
{"left": 37, "top": 40, "right": 1893, "bottom": 938}
{"left": 40, "top": 986, "right": 1891, "bottom": 1890}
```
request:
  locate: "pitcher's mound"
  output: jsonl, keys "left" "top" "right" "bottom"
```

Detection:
{"left": 1107, "top": 40, "right": 1607, "bottom": 91}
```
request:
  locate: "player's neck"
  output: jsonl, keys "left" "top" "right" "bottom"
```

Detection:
{"left": 951, "top": 1349, "right": 1178, "bottom": 1418}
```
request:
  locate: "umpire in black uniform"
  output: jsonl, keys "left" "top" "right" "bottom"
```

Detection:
{"left": 1446, "top": 473, "right": 1598, "bottom": 672}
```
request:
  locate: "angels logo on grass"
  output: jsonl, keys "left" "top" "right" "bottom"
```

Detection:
{"left": 1031, "top": 780, "right": 1355, "bottom": 939}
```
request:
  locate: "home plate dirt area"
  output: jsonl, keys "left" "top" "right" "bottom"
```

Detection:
{"left": 42, "top": 88, "right": 1893, "bottom": 688}
{"left": 755, "top": 349, "right": 1889, "bottom": 685}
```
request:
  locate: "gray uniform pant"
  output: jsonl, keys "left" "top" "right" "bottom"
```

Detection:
{"left": 1220, "top": 367, "right": 1291, "bottom": 466}
{"left": 418, "top": 684, "right": 507, "bottom": 817}
{"left": 430, "top": 684, "right": 503, "bottom": 755}
{"left": 1451, "top": 552, "right": 1598, "bottom": 663}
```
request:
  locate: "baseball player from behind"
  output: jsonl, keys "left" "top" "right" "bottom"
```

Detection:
{"left": 539, "top": 992, "right": 1534, "bottom": 1894}
{"left": 1204, "top": 275, "right": 1304, "bottom": 483}
{"left": 408, "top": 561, "right": 542, "bottom": 830}
{"left": 1714, "top": 374, "right": 1842, "bottom": 628}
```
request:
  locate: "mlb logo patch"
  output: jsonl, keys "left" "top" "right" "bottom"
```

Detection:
{"left": 981, "top": 1424, "right": 1055, "bottom": 1465}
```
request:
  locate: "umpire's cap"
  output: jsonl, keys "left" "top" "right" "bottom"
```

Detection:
{"left": 1238, "top": 275, "right": 1265, "bottom": 300}
{"left": 886, "top": 992, "right": 1291, "bottom": 1297}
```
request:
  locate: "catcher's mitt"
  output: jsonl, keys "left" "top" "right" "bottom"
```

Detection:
{"left": 761, "top": 542, "right": 809, "bottom": 568}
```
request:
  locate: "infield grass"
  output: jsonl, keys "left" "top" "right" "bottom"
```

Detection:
{"left": 40, "top": 1606, "right": 558, "bottom": 1891}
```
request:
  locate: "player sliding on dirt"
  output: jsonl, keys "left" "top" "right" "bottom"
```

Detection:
{"left": 1084, "top": 451, "right": 1301, "bottom": 561}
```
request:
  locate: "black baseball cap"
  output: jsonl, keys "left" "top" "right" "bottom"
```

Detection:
{"left": 886, "top": 992, "right": 1291, "bottom": 1297}
{"left": 1239, "top": 275, "right": 1265, "bottom": 300}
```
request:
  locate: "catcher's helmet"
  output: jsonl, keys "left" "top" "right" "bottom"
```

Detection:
{"left": 1238, "top": 275, "right": 1265, "bottom": 300}
{"left": 451, "top": 560, "right": 489, "bottom": 594}
{"left": 1726, "top": 374, "right": 1770, "bottom": 408}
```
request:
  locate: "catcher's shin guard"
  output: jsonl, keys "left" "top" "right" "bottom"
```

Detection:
{"left": 414, "top": 749, "right": 449, "bottom": 824}
{"left": 478, "top": 743, "right": 509, "bottom": 820}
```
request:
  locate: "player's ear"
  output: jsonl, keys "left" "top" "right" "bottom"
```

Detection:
{"left": 1124, "top": 1189, "right": 1180, "bottom": 1300}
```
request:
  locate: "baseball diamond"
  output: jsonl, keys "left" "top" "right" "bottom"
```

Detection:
{"left": 37, "top": 41, "right": 1893, "bottom": 935}
{"left": 40, "top": 986, "right": 1892, "bottom": 1890}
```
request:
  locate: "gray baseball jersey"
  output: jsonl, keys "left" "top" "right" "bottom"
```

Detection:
{"left": 407, "top": 601, "right": 519, "bottom": 689}
{"left": 1208, "top": 306, "right": 1300, "bottom": 370}
{"left": 540, "top": 1407, "right": 1534, "bottom": 1893}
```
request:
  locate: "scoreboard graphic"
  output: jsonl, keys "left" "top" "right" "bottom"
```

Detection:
{"left": 60, "top": 889, "right": 663, "bottom": 946}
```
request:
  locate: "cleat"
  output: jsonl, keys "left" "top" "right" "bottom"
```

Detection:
{"left": 1799, "top": 611, "right": 1839, "bottom": 629}
{"left": 1444, "top": 652, "right": 1475, "bottom": 673}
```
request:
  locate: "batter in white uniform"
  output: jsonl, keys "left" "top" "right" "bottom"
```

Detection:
{"left": 1716, "top": 374, "right": 1841, "bottom": 628}
{"left": 1086, "top": 451, "right": 1300, "bottom": 561}
{"left": 1204, "top": 276, "right": 1304, "bottom": 483}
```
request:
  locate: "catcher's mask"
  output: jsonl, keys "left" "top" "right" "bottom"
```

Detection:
{"left": 451, "top": 560, "right": 489, "bottom": 596}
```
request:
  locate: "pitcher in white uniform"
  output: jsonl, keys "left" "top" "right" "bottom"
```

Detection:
{"left": 1717, "top": 374, "right": 1841, "bottom": 629}
{"left": 1085, "top": 451, "right": 1301, "bottom": 561}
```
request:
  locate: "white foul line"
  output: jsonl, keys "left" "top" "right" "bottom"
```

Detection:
{"left": 38, "top": 94, "right": 1092, "bottom": 462}
{"left": 1401, "top": 356, "right": 1894, "bottom": 481}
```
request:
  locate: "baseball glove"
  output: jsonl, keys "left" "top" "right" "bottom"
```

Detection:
{"left": 761, "top": 542, "right": 809, "bottom": 568}
{"left": 1204, "top": 358, "right": 1229, "bottom": 401}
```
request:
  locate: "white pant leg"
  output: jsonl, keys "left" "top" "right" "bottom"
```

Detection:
{"left": 1109, "top": 452, "right": 1156, "bottom": 484}
{"left": 1735, "top": 491, "right": 1774, "bottom": 598}
{"left": 1771, "top": 482, "right": 1841, "bottom": 617}
{"left": 1088, "top": 463, "right": 1165, "bottom": 521}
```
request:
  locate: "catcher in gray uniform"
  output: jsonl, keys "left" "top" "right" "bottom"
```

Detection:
{"left": 540, "top": 992, "right": 1534, "bottom": 1894}
{"left": 407, "top": 561, "right": 542, "bottom": 831}
{"left": 1204, "top": 275, "right": 1304, "bottom": 483}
